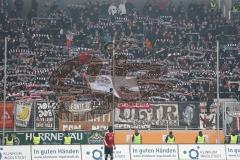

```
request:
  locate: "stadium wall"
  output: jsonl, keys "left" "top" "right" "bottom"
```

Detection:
{"left": 115, "top": 130, "right": 225, "bottom": 144}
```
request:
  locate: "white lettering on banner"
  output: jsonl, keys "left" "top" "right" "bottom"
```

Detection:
{"left": 32, "top": 145, "right": 81, "bottom": 160}
{"left": 25, "top": 132, "right": 83, "bottom": 142}
{"left": 115, "top": 104, "right": 179, "bottom": 129}
{"left": 62, "top": 124, "right": 82, "bottom": 130}
{"left": 117, "top": 102, "right": 151, "bottom": 109}
{"left": 178, "top": 145, "right": 226, "bottom": 160}
{"left": 81, "top": 145, "right": 130, "bottom": 160}
{"left": 35, "top": 102, "right": 56, "bottom": 128}
{"left": 68, "top": 101, "right": 92, "bottom": 112}
{"left": 226, "top": 145, "right": 240, "bottom": 160}
{"left": 0, "top": 146, "right": 31, "bottom": 160}
{"left": 131, "top": 145, "right": 178, "bottom": 160}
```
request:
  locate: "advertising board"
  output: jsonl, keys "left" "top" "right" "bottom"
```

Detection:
{"left": 226, "top": 145, "right": 240, "bottom": 160}
{"left": 0, "top": 131, "right": 104, "bottom": 145}
{"left": 178, "top": 144, "right": 226, "bottom": 160}
{"left": 0, "top": 146, "right": 31, "bottom": 160}
{"left": 130, "top": 144, "right": 178, "bottom": 160}
{"left": 32, "top": 145, "right": 81, "bottom": 160}
{"left": 81, "top": 145, "right": 130, "bottom": 160}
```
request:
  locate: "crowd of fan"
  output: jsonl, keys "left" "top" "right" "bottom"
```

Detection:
{"left": 0, "top": 0, "right": 240, "bottom": 103}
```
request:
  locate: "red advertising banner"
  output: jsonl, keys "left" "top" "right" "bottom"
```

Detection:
{"left": 117, "top": 102, "right": 151, "bottom": 109}
{"left": 0, "top": 102, "right": 14, "bottom": 128}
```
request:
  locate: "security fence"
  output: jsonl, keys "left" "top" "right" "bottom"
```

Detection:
{"left": 223, "top": 101, "right": 240, "bottom": 136}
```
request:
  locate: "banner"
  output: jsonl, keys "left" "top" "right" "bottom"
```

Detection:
{"left": 130, "top": 145, "right": 178, "bottom": 160}
{"left": 0, "top": 131, "right": 104, "bottom": 145}
{"left": 81, "top": 145, "right": 130, "bottom": 160}
{"left": 178, "top": 145, "right": 226, "bottom": 160}
{"left": 88, "top": 75, "right": 119, "bottom": 97}
{"left": 0, "top": 146, "right": 31, "bottom": 160}
{"left": 15, "top": 102, "right": 32, "bottom": 127}
{"left": 117, "top": 102, "right": 151, "bottom": 109}
{"left": 67, "top": 101, "right": 92, "bottom": 113}
{"left": 178, "top": 103, "right": 199, "bottom": 128}
{"left": 226, "top": 145, "right": 240, "bottom": 160}
{"left": 114, "top": 103, "right": 179, "bottom": 129}
{"left": 199, "top": 113, "right": 216, "bottom": 129}
{"left": 232, "top": 0, "right": 240, "bottom": 11}
{"left": 59, "top": 100, "right": 112, "bottom": 131}
{"left": 32, "top": 145, "right": 81, "bottom": 160}
{"left": 0, "top": 102, "right": 14, "bottom": 128}
{"left": 87, "top": 131, "right": 105, "bottom": 144}
{"left": 224, "top": 101, "right": 240, "bottom": 135}
{"left": 210, "top": 0, "right": 217, "bottom": 9}
{"left": 35, "top": 102, "right": 56, "bottom": 129}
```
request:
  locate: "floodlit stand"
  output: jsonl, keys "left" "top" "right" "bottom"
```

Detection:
{"left": 216, "top": 34, "right": 240, "bottom": 143}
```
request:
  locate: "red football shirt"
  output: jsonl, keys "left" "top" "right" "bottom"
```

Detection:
{"left": 104, "top": 132, "right": 114, "bottom": 148}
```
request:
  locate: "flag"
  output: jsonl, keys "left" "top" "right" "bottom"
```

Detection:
{"left": 210, "top": 0, "right": 217, "bottom": 9}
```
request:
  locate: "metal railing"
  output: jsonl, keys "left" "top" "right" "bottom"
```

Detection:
{"left": 0, "top": 100, "right": 230, "bottom": 132}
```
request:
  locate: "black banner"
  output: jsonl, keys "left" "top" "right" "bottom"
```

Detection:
{"left": 35, "top": 102, "right": 56, "bottom": 129}
{"left": 178, "top": 102, "right": 200, "bottom": 128}
{"left": 114, "top": 103, "right": 179, "bottom": 129}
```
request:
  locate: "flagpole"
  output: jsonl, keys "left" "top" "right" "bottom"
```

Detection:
{"left": 216, "top": 39, "right": 220, "bottom": 143}
{"left": 112, "top": 37, "right": 116, "bottom": 130}
{"left": 218, "top": 0, "right": 221, "bottom": 10}
{"left": 3, "top": 37, "right": 8, "bottom": 145}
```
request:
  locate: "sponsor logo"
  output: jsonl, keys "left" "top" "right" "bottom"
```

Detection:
{"left": 182, "top": 145, "right": 225, "bottom": 160}
{"left": 183, "top": 146, "right": 200, "bottom": 159}
{"left": 86, "top": 146, "right": 104, "bottom": 160}
{"left": 88, "top": 132, "right": 104, "bottom": 144}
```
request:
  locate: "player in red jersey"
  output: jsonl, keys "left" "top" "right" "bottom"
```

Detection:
{"left": 104, "top": 126, "right": 116, "bottom": 160}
